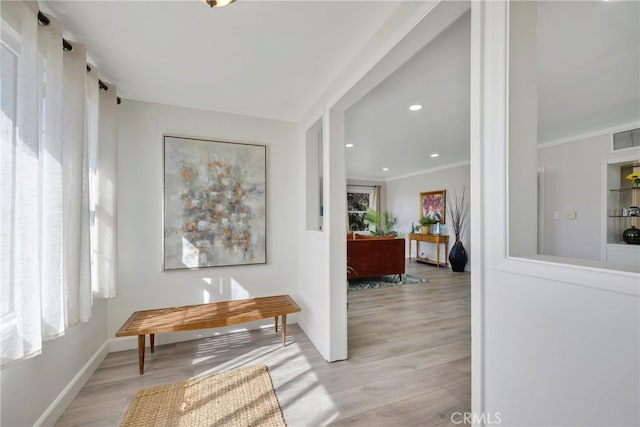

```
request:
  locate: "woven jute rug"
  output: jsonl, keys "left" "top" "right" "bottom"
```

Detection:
{"left": 121, "top": 365, "right": 286, "bottom": 427}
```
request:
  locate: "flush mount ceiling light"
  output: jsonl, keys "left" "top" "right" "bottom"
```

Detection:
{"left": 345, "top": 144, "right": 354, "bottom": 148}
{"left": 202, "top": 0, "right": 235, "bottom": 7}
{"left": 430, "top": 153, "right": 439, "bottom": 158}
{"left": 382, "top": 167, "right": 389, "bottom": 171}
{"left": 409, "top": 104, "right": 423, "bottom": 111}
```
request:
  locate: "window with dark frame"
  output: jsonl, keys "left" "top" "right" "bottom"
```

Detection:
{"left": 347, "top": 191, "right": 372, "bottom": 231}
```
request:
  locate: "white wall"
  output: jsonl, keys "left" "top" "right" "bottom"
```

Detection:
{"left": 295, "top": 108, "right": 349, "bottom": 362}
{"left": 0, "top": 301, "right": 108, "bottom": 427}
{"left": 472, "top": 3, "right": 640, "bottom": 425}
{"left": 386, "top": 163, "right": 471, "bottom": 268}
{"left": 538, "top": 134, "right": 612, "bottom": 261}
{"left": 110, "top": 100, "right": 298, "bottom": 350}
{"left": 484, "top": 268, "right": 639, "bottom": 425}
{"left": 295, "top": 1, "right": 457, "bottom": 362}
{"left": 326, "top": 109, "right": 348, "bottom": 361}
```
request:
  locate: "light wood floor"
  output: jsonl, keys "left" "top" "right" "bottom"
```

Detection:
{"left": 55, "top": 261, "right": 470, "bottom": 426}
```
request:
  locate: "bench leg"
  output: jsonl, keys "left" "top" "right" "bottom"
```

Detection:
{"left": 138, "top": 335, "right": 145, "bottom": 375}
{"left": 282, "top": 314, "right": 287, "bottom": 347}
{"left": 274, "top": 316, "right": 278, "bottom": 332}
{"left": 150, "top": 333, "right": 155, "bottom": 353}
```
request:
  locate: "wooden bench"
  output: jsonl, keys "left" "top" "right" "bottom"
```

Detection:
{"left": 116, "top": 294, "right": 301, "bottom": 375}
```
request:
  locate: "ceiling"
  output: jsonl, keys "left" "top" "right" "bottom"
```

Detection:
{"left": 345, "top": 0, "right": 639, "bottom": 181}
{"left": 345, "top": 11, "right": 471, "bottom": 181}
{"left": 41, "top": 0, "right": 399, "bottom": 122}
{"left": 537, "top": 1, "right": 640, "bottom": 143}
{"left": 41, "top": 1, "right": 639, "bottom": 182}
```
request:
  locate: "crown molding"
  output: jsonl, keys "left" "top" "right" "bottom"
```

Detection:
{"left": 538, "top": 121, "right": 640, "bottom": 150}
{"left": 384, "top": 160, "right": 471, "bottom": 182}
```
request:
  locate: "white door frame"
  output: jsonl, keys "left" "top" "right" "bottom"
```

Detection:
{"left": 471, "top": 1, "right": 639, "bottom": 425}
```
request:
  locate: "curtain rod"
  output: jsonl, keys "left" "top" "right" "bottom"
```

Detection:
{"left": 38, "top": 11, "right": 121, "bottom": 105}
{"left": 348, "top": 184, "right": 380, "bottom": 188}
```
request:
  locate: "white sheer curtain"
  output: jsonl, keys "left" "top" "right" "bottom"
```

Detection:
{"left": 1, "top": 0, "right": 42, "bottom": 364}
{"left": 38, "top": 10, "right": 65, "bottom": 338}
{"left": 63, "top": 38, "right": 92, "bottom": 325}
{"left": 0, "top": 1, "right": 118, "bottom": 366}
{"left": 95, "top": 80, "right": 118, "bottom": 299}
{"left": 85, "top": 64, "right": 99, "bottom": 298}
{"left": 373, "top": 185, "right": 381, "bottom": 214}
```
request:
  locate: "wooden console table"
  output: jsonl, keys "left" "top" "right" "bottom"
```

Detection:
{"left": 408, "top": 233, "right": 449, "bottom": 267}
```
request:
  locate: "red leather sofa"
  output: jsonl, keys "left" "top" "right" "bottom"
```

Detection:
{"left": 346, "top": 233, "right": 406, "bottom": 279}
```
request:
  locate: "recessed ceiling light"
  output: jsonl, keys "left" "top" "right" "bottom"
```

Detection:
{"left": 345, "top": 144, "right": 354, "bottom": 148}
{"left": 382, "top": 167, "right": 389, "bottom": 171}
{"left": 430, "top": 153, "right": 439, "bottom": 158}
{"left": 409, "top": 104, "right": 423, "bottom": 111}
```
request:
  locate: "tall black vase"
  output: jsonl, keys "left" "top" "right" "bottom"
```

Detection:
{"left": 449, "top": 240, "right": 467, "bottom": 272}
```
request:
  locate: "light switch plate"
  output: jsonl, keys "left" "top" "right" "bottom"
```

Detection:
{"left": 566, "top": 211, "right": 577, "bottom": 220}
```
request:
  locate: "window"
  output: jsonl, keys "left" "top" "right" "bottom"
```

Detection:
{"left": 347, "top": 187, "right": 374, "bottom": 231}
{"left": 0, "top": 36, "right": 18, "bottom": 324}
{"left": 0, "top": 4, "right": 118, "bottom": 366}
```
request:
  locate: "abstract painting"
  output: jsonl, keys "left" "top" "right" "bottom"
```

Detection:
{"left": 163, "top": 136, "right": 266, "bottom": 270}
{"left": 420, "top": 190, "right": 446, "bottom": 224}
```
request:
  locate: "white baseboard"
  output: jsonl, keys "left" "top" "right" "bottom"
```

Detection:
{"left": 296, "top": 316, "right": 329, "bottom": 362}
{"left": 108, "top": 336, "right": 138, "bottom": 353}
{"left": 35, "top": 341, "right": 109, "bottom": 427}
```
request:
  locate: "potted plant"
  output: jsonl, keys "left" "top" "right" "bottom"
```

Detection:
{"left": 447, "top": 187, "right": 470, "bottom": 272}
{"left": 382, "top": 210, "right": 398, "bottom": 236}
{"left": 365, "top": 209, "right": 398, "bottom": 236}
{"left": 419, "top": 216, "right": 433, "bottom": 234}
